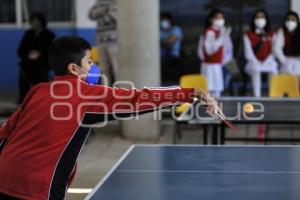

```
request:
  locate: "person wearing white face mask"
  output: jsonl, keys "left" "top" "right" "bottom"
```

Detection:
{"left": 198, "top": 8, "right": 233, "bottom": 98}
{"left": 273, "top": 11, "right": 300, "bottom": 78}
{"left": 160, "top": 13, "right": 183, "bottom": 85}
{"left": 244, "top": 9, "right": 278, "bottom": 97}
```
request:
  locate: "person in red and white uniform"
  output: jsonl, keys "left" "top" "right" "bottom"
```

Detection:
{"left": 198, "top": 8, "right": 233, "bottom": 98}
{"left": 0, "top": 36, "right": 219, "bottom": 200}
{"left": 273, "top": 11, "right": 300, "bottom": 78}
{"left": 244, "top": 9, "right": 278, "bottom": 97}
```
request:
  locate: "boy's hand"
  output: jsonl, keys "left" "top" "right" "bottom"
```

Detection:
{"left": 194, "top": 89, "right": 222, "bottom": 117}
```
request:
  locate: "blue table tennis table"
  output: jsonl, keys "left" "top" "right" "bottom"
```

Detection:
{"left": 85, "top": 145, "right": 300, "bottom": 200}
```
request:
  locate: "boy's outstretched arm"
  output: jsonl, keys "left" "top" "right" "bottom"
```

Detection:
{"left": 106, "top": 86, "right": 217, "bottom": 114}
{"left": 80, "top": 83, "right": 218, "bottom": 116}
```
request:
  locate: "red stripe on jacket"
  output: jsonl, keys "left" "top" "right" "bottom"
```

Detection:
{"left": 203, "top": 27, "right": 223, "bottom": 64}
{"left": 246, "top": 31, "right": 274, "bottom": 61}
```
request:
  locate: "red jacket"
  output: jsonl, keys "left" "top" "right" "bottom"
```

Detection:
{"left": 246, "top": 31, "right": 274, "bottom": 61}
{"left": 203, "top": 27, "right": 223, "bottom": 64}
{"left": 0, "top": 75, "right": 194, "bottom": 200}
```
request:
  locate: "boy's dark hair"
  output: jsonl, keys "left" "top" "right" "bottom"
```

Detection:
{"left": 49, "top": 36, "right": 91, "bottom": 76}
{"left": 250, "top": 9, "right": 271, "bottom": 32}
{"left": 204, "top": 8, "right": 225, "bottom": 28}
{"left": 30, "top": 12, "right": 47, "bottom": 29}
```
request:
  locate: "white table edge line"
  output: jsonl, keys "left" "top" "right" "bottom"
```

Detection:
{"left": 84, "top": 145, "right": 136, "bottom": 199}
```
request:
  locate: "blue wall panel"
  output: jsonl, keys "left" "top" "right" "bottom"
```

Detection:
{"left": 0, "top": 28, "right": 96, "bottom": 90}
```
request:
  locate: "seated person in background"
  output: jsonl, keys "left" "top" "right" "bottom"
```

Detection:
{"left": 160, "top": 13, "right": 183, "bottom": 85}
{"left": 244, "top": 9, "right": 278, "bottom": 97}
{"left": 17, "top": 12, "right": 55, "bottom": 103}
{"left": 198, "top": 8, "right": 233, "bottom": 98}
{"left": 273, "top": 11, "right": 300, "bottom": 78}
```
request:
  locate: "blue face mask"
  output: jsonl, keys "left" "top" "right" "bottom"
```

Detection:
{"left": 79, "top": 64, "right": 101, "bottom": 85}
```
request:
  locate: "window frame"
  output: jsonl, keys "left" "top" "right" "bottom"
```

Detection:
{"left": 0, "top": 0, "right": 75, "bottom": 29}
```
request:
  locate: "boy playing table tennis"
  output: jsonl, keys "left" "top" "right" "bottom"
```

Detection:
{"left": 0, "top": 36, "right": 218, "bottom": 200}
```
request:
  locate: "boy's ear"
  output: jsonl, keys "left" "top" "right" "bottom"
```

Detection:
{"left": 67, "top": 63, "right": 78, "bottom": 76}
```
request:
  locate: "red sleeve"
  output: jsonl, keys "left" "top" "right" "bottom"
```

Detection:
{"left": 78, "top": 82, "right": 195, "bottom": 113}
{"left": 106, "top": 86, "right": 195, "bottom": 112}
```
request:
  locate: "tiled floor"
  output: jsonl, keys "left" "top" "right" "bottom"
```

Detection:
{"left": 65, "top": 120, "right": 300, "bottom": 200}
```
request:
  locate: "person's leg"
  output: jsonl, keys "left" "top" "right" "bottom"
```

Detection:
{"left": 222, "top": 65, "right": 231, "bottom": 89}
{"left": 268, "top": 66, "right": 278, "bottom": 89}
{"left": 280, "top": 62, "right": 288, "bottom": 74}
{"left": 161, "top": 55, "right": 181, "bottom": 85}
{"left": 18, "top": 68, "right": 31, "bottom": 103}
{"left": 202, "top": 64, "right": 223, "bottom": 98}
{"left": 169, "top": 56, "right": 181, "bottom": 83}
{"left": 106, "top": 43, "right": 118, "bottom": 84}
{"left": 97, "top": 44, "right": 111, "bottom": 86}
{"left": 162, "top": 56, "right": 168, "bottom": 83}
{"left": 213, "top": 64, "right": 224, "bottom": 97}
{"left": 251, "top": 71, "right": 261, "bottom": 97}
{"left": 261, "top": 58, "right": 278, "bottom": 95}
{"left": 281, "top": 58, "right": 293, "bottom": 74}
{"left": 245, "top": 61, "right": 262, "bottom": 97}
{"left": 201, "top": 63, "right": 214, "bottom": 94}
{"left": 292, "top": 58, "right": 300, "bottom": 80}
{"left": 289, "top": 58, "right": 300, "bottom": 77}
{"left": 174, "top": 57, "right": 182, "bottom": 83}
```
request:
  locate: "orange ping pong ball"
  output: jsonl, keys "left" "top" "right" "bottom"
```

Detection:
{"left": 244, "top": 103, "right": 254, "bottom": 113}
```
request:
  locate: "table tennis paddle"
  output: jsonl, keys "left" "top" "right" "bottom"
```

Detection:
{"left": 215, "top": 109, "right": 239, "bottom": 132}
{"left": 195, "top": 99, "right": 239, "bottom": 132}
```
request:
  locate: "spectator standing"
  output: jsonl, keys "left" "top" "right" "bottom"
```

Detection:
{"left": 198, "top": 8, "right": 233, "bottom": 97}
{"left": 17, "top": 12, "right": 55, "bottom": 103}
{"left": 89, "top": 0, "right": 118, "bottom": 86}
{"left": 160, "top": 13, "right": 183, "bottom": 84}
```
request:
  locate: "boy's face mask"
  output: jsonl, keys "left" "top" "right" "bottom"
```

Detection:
{"left": 77, "top": 64, "right": 101, "bottom": 85}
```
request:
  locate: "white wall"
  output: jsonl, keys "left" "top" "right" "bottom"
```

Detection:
{"left": 117, "top": 0, "right": 161, "bottom": 139}
{"left": 291, "top": 0, "right": 300, "bottom": 16}
{"left": 75, "top": 0, "right": 96, "bottom": 28}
